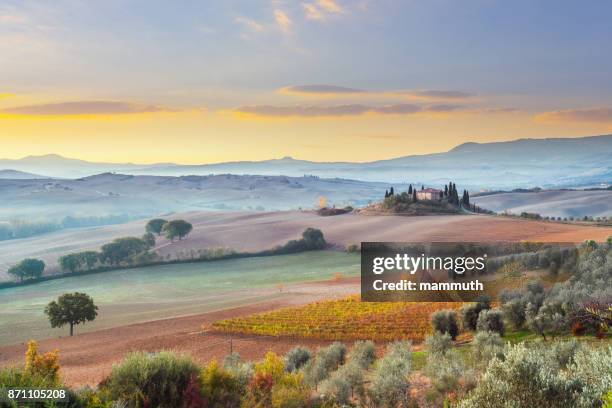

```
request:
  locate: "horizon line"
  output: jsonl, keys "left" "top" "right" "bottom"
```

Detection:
{"left": 1, "top": 133, "right": 610, "bottom": 167}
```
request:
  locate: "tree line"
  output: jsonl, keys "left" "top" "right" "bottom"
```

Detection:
{"left": 6, "top": 218, "right": 194, "bottom": 283}
{"left": 59, "top": 218, "right": 194, "bottom": 272}
{"left": 5, "top": 221, "right": 328, "bottom": 285}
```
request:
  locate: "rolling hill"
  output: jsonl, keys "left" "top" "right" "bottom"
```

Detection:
{"left": 472, "top": 190, "right": 612, "bottom": 218}
{"left": 0, "top": 173, "right": 397, "bottom": 222}
{"left": 1, "top": 210, "right": 611, "bottom": 280}
{"left": 0, "top": 169, "right": 46, "bottom": 179}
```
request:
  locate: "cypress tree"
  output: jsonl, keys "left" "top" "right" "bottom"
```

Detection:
{"left": 384, "top": 189, "right": 389, "bottom": 198}
{"left": 408, "top": 184, "right": 413, "bottom": 195}
{"left": 412, "top": 190, "right": 417, "bottom": 203}
{"left": 389, "top": 187, "right": 394, "bottom": 196}
{"left": 444, "top": 185, "right": 448, "bottom": 197}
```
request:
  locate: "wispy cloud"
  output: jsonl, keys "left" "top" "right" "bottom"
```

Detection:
{"left": 534, "top": 107, "right": 612, "bottom": 124}
{"left": 303, "top": 3, "right": 324, "bottom": 20}
{"left": 233, "top": 103, "right": 467, "bottom": 118}
{"left": 234, "top": 16, "right": 265, "bottom": 32}
{"left": 274, "top": 9, "right": 292, "bottom": 33}
{"left": 398, "top": 90, "right": 474, "bottom": 100}
{"left": 280, "top": 84, "right": 366, "bottom": 95}
{"left": 318, "top": 0, "right": 343, "bottom": 13}
{"left": 0, "top": 93, "right": 16, "bottom": 100}
{"left": 0, "top": 101, "right": 176, "bottom": 116}
{"left": 304, "top": 0, "right": 343, "bottom": 20}
{"left": 278, "top": 84, "right": 474, "bottom": 101}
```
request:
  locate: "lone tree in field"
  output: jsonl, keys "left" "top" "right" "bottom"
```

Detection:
{"left": 45, "top": 292, "right": 98, "bottom": 336}
{"left": 146, "top": 218, "right": 168, "bottom": 235}
{"left": 163, "top": 220, "right": 193, "bottom": 241}
{"left": 8, "top": 258, "right": 45, "bottom": 283}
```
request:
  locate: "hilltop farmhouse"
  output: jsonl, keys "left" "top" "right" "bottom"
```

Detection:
{"left": 416, "top": 188, "right": 443, "bottom": 201}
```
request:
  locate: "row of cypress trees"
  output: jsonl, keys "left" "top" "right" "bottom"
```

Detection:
{"left": 384, "top": 181, "right": 470, "bottom": 208}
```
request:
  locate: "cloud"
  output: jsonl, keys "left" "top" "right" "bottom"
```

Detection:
{"left": 0, "top": 93, "right": 16, "bottom": 100}
{"left": 318, "top": 0, "right": 343, "bottom": 13}
{"left": 425, "top": 104, "right": 463, "bottom": 112}
{"left": 399, "top": 90, "right": 474, "bottom": 100}
{"left": 534, "top": 107, "right": 612, "bottom": 124}
{"left": 303, "top": 0, "right": 343, "bottom": 21}
{"left": 0, "top": 101, "right": 176, "bottom": 116}
{"left": 303, "top": 3, "right": 324, "bottom": 20}
{"left": 274, "top": 9, "right": 292, "bottom": 33}
{"left": 280, "top": 84, "right": 367, "bottom": 95}
{"left": 234, "top": 103, "right": 433, "bottom": 118}
{"left": 278, "top": 84, "right": 474, "bottom": 100}
{"left": 234, "top": 16, "right": 265, "bottom": 32}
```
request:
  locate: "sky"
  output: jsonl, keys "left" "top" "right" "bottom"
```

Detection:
{"left": 1, "top": 0, "right": 611, "bottom": 164}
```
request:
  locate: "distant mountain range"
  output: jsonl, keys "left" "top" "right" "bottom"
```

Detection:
{"left": 1, "top": 135, "right": 610, "bottom": 189}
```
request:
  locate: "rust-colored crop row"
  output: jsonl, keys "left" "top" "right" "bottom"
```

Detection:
{"left": 212, "top": 296, "right": 464, "bottom": 342}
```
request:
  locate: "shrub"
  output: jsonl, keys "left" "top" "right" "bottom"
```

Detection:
{"left": 256, "top": 351, "right": 286, "bottom": 382}
{"left": 472, "top": 331, "right": 505, "bottom": 365}
{"left": 425, "top": 332, "right": 452, "bottom": 356}
{"left": 105, "top": 351, "right": 199, "bottom": 408}
{"left": 368, "top": 341, "right": 412, "bottom": 408}
{"left": 476, "top": 309, "right": 505, "bottom": 336}
{"left": 223, "top": 353, "right": 254, "bottom": 389}
{"left": 285, "top": 347, "right": 312, "bottom": 373}
{"left": 549, "top": 339, "right": 580, "bottom": 368}
{"left": 243, "top": 372, "right": 274, "bottom": 407}
{"left": 461, "top": 296, "right": 492, "bottom": 331}
{"left": 458, "top": 343, "right": 612, "bottom": 408}
{"left": 201, "top": 360, "right": 241, "bottom": 408}
{"left": 0, "top": 341, "right": 66, "bottom": 407}
{"left": 460, "top": 304, "right": 479, "bottom": 332}
{"left": 501, "top": 298, "right": 527, "bottom": 330}
{"left": 271, "top": 373, "right": 310, "bottom": 408}
{"left": 319, "top": 373, "right": 351, "bottom": 405}
{"left": 0, "top": 366, "right": 60, "bottom": 393}
{"left": 271, "top": 383, "right": 310, "bottom": 408}
{"left": 24, "top": 340, "right": 60, "bottom": 383}
{"left": 349, "top": 340, "right": 376, "bottom": 369}
{"left": 425, "top": 348, "right": 466, "bottom": 398}
{"left": 304, "top": 343, "right": 347, "bottom": 387}
{"left": 431, "top": 310, "right": 460, "bottom": 340}
{"left": 75, "top": 386, "right": 112, "bottom": 408}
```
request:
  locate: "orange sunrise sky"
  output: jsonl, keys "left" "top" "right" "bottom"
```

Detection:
{"left": 1, "top": 1, "right": 611, "bottom": 164}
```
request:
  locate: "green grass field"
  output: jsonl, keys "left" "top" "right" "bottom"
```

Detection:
{"left": 0, "top": 251, "right": 360, "bottom": 346}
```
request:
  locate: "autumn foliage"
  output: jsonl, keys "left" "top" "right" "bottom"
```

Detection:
{"left": 213, "top": 296, "right": 464, "bottom": 341}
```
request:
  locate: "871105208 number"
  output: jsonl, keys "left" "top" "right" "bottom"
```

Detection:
{"left": 5, "top": 388, "right": 68, "bottom": 402}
